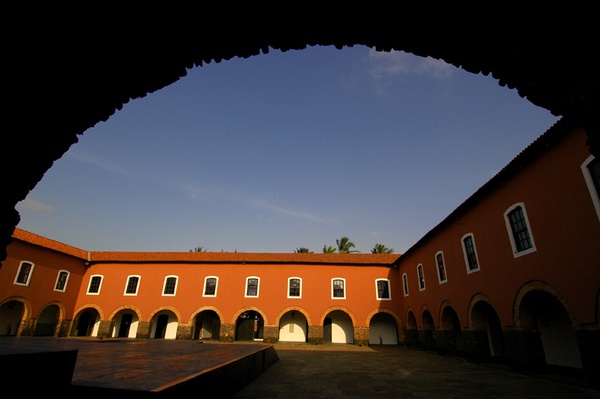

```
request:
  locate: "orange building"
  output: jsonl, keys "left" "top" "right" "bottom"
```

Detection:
{"left": 0, "top": 117, "right": 598, "bottom": 379}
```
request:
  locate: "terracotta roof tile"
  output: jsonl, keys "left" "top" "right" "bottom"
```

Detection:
{"left": 88, "top": 251, "right": 401, "bottom": 266}
{"left": 12, "top": 228, "right": 88, "bottom": 260}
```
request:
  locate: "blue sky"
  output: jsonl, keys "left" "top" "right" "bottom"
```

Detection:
{"left": 16, "top": 45, "right": 559, "bottom": 253}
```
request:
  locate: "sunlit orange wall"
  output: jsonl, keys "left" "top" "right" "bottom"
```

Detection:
{"left": 398, "top": 128, "right": 600, "bottom": 329}
{"left": 74, "top": 261, "right": 401, "bottom": 327}
{"left": 0, "top": 240, "right": 86, "bottom": 319}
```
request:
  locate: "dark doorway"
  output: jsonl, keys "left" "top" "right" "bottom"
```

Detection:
{"left": 235, "top": 311, "right": 263, "bottom": 341}
{"left": 118, "top": 313, "right": 133, "bottom": 338}
{"left": 75, "top": 310, "right": 97, "bottom": 337}
{"left": 194, "top": 310, "right": 221, "bottom": 340}
{"left": 154, "top": 314, "right": 169, "bottom": 339}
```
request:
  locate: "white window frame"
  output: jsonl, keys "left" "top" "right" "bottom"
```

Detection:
{"left": 87, "top": 274, "right": 103, "bottom": 295}
{"left": 162, "top": 275, "right": 178, "bottom": 296}
{"left": 461, "top": 233, "right": 481, "bottom": 274}
{"left": 402, "top": 273, "right": 409, "bottom": 296}
{"left": 245, "top": 276, "right": 260, "bottom": 298}
{"left": 331, "top": 277, "right": 346, "bottom": 299}
{"left": 417, "top": 264, "right": 426, "bottom": 291}
{"left": 375, "top": 278, "right": 391, "bottom": 300}
{"left": 287, "top": 277, "right": 302, "bottom": 299}
{"left": 504, "top": 202, "right": 537, "bottom": 258}
{"left": 124, "top": 275, "right": 141, "bottom": 296}
{"left": 203, "top": 276, "right": 219, "bottom": 297}
{"left": 14, "top": 261, "right": 35, "bottom": 286}
{"left": 581, "top": 155, "right": 600, "bottom": 222}
{"left": 54, "top": 270, "right": 70, "bottom": 292}
{"left": 435, "top": 251, "right": 448, "bottom": 284}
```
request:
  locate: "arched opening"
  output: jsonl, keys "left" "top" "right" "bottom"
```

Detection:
{"left": 405, "top": 310, "right": 419, "bottom": 348}
{"left": 519, "top": 290, "right": 582, "bottom": 369}
{"left": 193, "top": 310, "right": 221, "bottom": 340}
{"left": 0, "top": 300, "right": 24, "bottom": 336}
{"left": 235, "top": 310, "right": 264, "bottom": 341}
{"left": 150, "top": 310, "right": 178, "bottom": 339}
{"left": 278, "top": 310, "right": 308, "bottom": 343}
{"left": 74, "top": 308, "right": 100, "bottom": 337}
{"left": 471, "top": 300, "right": 504, "bottom": 359}
{"left": 440, "top": 306, "right": 464, "bottom": 355}
{"left": 368, "top": 312, "right": 398, "bottom": 345}
{"left": 34, "top": 304, "right": 60, "bottom": 336}
{"left": 111, "top": 309, "right": 139, "bottom": 338}
{"left": 420, "top": 310, "right": 436, "bottom": 350}
{"left": 323, "top": 310, "right": 353, "bottom": 344}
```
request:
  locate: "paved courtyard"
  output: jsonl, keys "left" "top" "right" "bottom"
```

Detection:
{"left": 1, "top": 337, "right": 597, "bottom": 398}
{"left": 234, "top": 343, "right": 599, "bottom": 398}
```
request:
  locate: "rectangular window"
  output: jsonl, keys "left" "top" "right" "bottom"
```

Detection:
{"left": 288, "top": 277, "right": 301, "bottom": 298}
{"left": 124, "top": 276, "right": 140, "bottom": 295}
{"left": 245, "top": 277, "right": 259, "bottom": 297}
{"left": 417, "top": 264, "right": 426, "bottom": 291}
{"left": 54, "top": 270, "right": 69, "bottom": 292}
{"left": 462, "top": 234, "right": 480, "bottom": 273}
{"left": 163, "top": 276, "right": 178, "bottom": 296}
{"left": 402, "top": 273, "right": 409, "bottom": 296}
{"left": 436, "top": 252, "right": 447, "bottom": 283}
{"left": 332, "top": 278, "right": 345, "bottom": 299}
{"left": 87, "top": 275, "right": 103, "bottom": 294}
{"left": 505, "top": 203, "right": 536, "bottom": 257}
{"left": 14, "top": 261, "right": 34, "bottom": 286}
{"left": 203, "top": 276, "right": 218, "bottom": 297}
{"left": 375, "top": 279, "right": 391, "bottom": 300}
{"left": 582, "top": 155, "right": 600, "bottom": 221}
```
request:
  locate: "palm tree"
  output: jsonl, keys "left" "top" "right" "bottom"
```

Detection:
{"left": 322, "top": 245, "right": 336, "bottom": 253}
{"left": 190, "top": 246, "right": 207, "bottom": 252}
{"left": 294, "top": 247, "right": 312, "bottom": 253}
{"left": 371, "top": 243, "right": 394, "bottom": 254}
{"left": 336, "top": 237, "right": 359, "bottom": 253}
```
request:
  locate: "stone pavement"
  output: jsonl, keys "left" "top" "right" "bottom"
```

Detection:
{"left": 232, "top": 342, "right": 599, "bottom": 398}
{"left": 1, "top": 337, "right": 598, "bottom": 398}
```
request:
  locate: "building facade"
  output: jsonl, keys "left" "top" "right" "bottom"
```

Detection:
{"left": 1, "top": 118, "right": 598, "bottom": 379}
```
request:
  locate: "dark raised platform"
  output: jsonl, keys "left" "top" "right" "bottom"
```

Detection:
{"left": 0, "top": 337, "right": 278, "bottom": 397}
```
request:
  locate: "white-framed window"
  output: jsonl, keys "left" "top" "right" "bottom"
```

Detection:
{"left": 331, "top": 278, "right": 346, "bottom": 299}
{"left": 462, "top": 233, "right": 481, "bottom": 274}
{"left": 14, "top": 261, "right": 34, "bottom": 286}
{"left": 203, "top": 276, "right": 218, "bottom": 297}
{"left": 162, "top": 275, "right": 178, "bottom": 296}
{"left": 87, "top": 274, "right": 103, "bottom": 295}
{"left": 435, "top": 251, "right": 448, "bottom": 284}
{"left": 54, "top": 270, "right": 70, "bottom": 292}
{"left": 581, "top": 155, "right": 600, "bottom": 221}
{"left": 245, "top": 276, "right": 260, "bottom": 298}
{"left": 504, "top": 202, "right": 536, "bottom": 258}
{"left": 287, "top": 277, "right": 302, "bottom": 298}
{"left": 402, "top": 273, "right": 409, "bottom": 296}
{"left": 124, "top": 275, "right": 141, "bottom": 296}
{"left": 375, "top": 278, "right": 391, "bottom": 300}
{"left": 417, "top": 264, "right": 426, "bottom": 291}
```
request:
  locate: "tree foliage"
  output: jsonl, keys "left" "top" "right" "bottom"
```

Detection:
{"left": 371, "top": 243, "right": 394, "bottom": 254}
{"left": 336, "top": 236, "right": 359, "bottom": 253}
{"left": 294, "top": 247, "right": 313, "bottom": 253}
{"left": 322, "top": 245, "right": 336, "bottom": 253}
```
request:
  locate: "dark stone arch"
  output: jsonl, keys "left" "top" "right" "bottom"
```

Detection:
{"left": 420, "top": 309, "right": 436, "bottom": 351}
{"left": 405, "top": 310, "right": 419, "bottom": 348}
{"left": 440, "top": 305, "right": 465, "bottom": 356}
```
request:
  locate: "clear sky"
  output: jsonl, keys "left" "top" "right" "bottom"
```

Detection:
{"left": 16, "top": 45, "right": 559, "bottom": 254}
